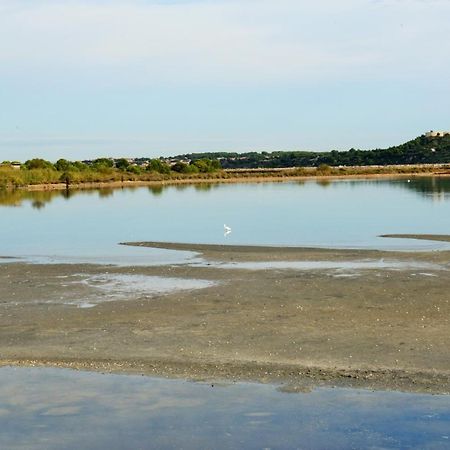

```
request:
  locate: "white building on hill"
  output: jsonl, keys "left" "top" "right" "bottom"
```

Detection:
{"left": 425, "top": 130, "right": 449, "bottom": 138}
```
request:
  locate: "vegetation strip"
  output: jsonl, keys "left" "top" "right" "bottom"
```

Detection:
{"left": 1, "top": 133, "right": 450, "bottom": 189}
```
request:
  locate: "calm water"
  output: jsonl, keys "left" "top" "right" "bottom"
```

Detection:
{"left": 1, "top": 177, "right": 450, "bottom": 264}
{"left": 0, "top": 367, "right": 449, "bottom": 450}
{"left": 2, "top": 179, "right": 450, "bottom": 448}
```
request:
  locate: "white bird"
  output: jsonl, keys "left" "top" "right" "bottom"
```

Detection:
{"left": 224, "top": 224, "right": 232, "bottom": 235}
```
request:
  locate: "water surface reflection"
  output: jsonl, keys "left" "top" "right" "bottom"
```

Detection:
{"left": 0, "top": 367, "right": 449, "bottom": 450}
{"left": 1, "top": 177, "right": 449, "bottom": 209}
{"left": 2, "top": 178, "right": 450, "bottom": 265}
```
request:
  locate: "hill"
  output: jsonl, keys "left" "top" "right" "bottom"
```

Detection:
{"left": 175, "top": 133, "right": 450, "bottom": 169}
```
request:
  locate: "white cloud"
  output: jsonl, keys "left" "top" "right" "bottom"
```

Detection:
{"left": 0, "top": 0, "right": 449, "bottom": 85}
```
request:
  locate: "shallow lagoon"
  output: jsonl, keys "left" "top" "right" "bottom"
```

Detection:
{"left": 1, "top": 178, "right": 450, "bottom": 448}
{"left": 0, "top": 367, "right": 449, "bottom": 450}
{"left": 1, "top": 177, "right": 450, "bottom": 265}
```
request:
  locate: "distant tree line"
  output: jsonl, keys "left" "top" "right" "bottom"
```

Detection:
{"left": 1, "top": 133, "right": 449, "bottom": 188}
{"left": 177, "top": 134, "right": 450, "bottom": 169}
{"left": 1, "top": 157, "right": 222, "bottom": 175}
{"left": 0, "top": 156, "right": 222, "bottom": 188}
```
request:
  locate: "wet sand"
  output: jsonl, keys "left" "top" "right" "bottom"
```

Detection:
{"left": 1, "top": 241, "right": 449, "bottom": 393}
{"left": 381, "top": 234, "right": 450, "bottom": 243}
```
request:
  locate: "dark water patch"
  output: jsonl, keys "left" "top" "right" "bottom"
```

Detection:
{"left": 0, "top": 367, "right": 449, "bottom": 449}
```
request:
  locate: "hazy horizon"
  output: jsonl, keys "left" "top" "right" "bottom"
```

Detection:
{"left": 0, "top": 130, "right": 442, "bottom": 164}
{"left": 1, "top": 0, "right": 449, "bottom": 162}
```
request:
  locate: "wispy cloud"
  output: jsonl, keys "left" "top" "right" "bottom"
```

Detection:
{"left": 1, "top": 0, "right": 449, "bottom": 86}
{"left": 1, "top": 0, "right": 449, "bottom": 160}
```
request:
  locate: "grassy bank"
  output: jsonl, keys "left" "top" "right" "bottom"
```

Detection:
{"left": 1, "top": 163, "right": 450, "bottom": 191}
{"left": 0, "top": 156, "right": 222, "bottom": 189}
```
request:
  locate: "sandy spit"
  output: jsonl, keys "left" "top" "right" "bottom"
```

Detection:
{"left": 1, "top": 242, "right": 450, "bottom": 393}
{"left": 381, "top": 234, "right": 450, "bottom": 243}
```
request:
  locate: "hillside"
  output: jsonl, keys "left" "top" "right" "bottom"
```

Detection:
{"left": 176, "top": 133, "right": 450, "bottom": 169}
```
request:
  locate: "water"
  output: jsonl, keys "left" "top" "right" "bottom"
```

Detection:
{"left": 61, "top": 273, "right": 217, "bottom": 308}
{"left": 1, "top": 179, "right": 450, "bottom": 448}
{"left": 0, "top": 367, "right": 449, "bottom": 450}
{"left": 1, "top": 177, "right": 450, "bottom": 265}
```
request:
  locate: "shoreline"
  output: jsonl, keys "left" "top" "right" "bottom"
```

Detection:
{"left": 1, "top": 241, "right": 449, "bottom": 394}
{"left": 122, "top": 239, "right": 450, "bottom": 263}
{"left": 11, "top": 168, "right": 450, "bottom": 192}
{"left": 2, "top": 357, "right": 449, "bottom": 394}
{"left": 380, "top": 234, "right": 450, "bottom": 243}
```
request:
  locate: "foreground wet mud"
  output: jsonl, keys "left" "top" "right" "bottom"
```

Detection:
{"left": 1, "top": 241, "right": 449, "bottom": 393}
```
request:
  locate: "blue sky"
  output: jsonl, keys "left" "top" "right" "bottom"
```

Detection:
{"left": 1, "top": 0, "right": 449, "bottom": 161}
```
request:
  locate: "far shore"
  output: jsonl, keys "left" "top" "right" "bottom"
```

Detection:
{"left": 16, "top": 166, "right": 450, "bottom": 192}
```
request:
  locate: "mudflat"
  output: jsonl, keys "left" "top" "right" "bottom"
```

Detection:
{"left": 1, "top": 240, "right": 449, "bottom": 393}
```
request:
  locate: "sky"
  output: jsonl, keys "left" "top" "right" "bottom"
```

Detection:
{"left": 0, "top": 0, "right": 449, "bottom": 162}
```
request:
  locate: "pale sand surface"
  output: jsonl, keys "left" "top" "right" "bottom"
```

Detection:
{"left": 381, "top": 234, "right": 450, "bottom": 243}
{"left": 1, "top": 240, "right": 449, "bottom": 393}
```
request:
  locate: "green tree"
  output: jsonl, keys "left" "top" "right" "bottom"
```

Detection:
{"left": 146, "top": 159, "right": 171, "bottom": 174}
{"left": 193, "top": 159, "right": 210, "bottom": 173}
{"left": 55, "top": 159, "right": 72, "bottom": 172}
{"left": 193, "top": 158, "right": 221, "bottom": 173}
{"left": 171, "top": 161, "right": 189, "bottom": 173}
{"left": 72, "top": 161, "right": 89, "bottom": 171}
{"left": 211, "top": 159, "right": 221, "bottom": 170}
{"left": 115, "top": 158, "right": 130, "bottom": 171}
{"left": 184, "top": 164, "right": 199, "bottom": 174}
{"left": 24, "top": 158, "right": 55, "bottom": 170}
{"left": 92, "top": 158, "right": 114, "bottom": 169}
{"left": 59, "top": 170, "right": 73, "bottom": 188}
{"left": 127, "top": 165, "right": 141, "bottom": 174}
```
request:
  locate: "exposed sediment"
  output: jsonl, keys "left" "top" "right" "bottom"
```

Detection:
{"left": 381, "top": 234, "right": 450, "bottom": 243}
{"left": 1, "top": 241, "right": 449, "bottom": 393}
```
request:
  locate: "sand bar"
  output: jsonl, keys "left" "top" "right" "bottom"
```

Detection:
{"left": 1, "top": 241, "right": 449, "bottom": 393}
{"left": 381, "top": 234, "right": 450, "bottom": 243}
